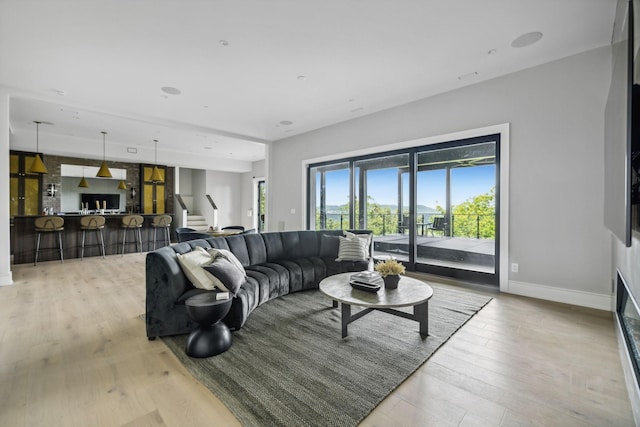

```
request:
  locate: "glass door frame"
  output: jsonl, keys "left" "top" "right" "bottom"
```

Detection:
{"left": 306, "top": 133, "right": 500, "bottom": 286}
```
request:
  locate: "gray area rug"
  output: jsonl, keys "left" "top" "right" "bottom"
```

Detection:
{"left": 162, "top": 287, "right": 492, "bottom": 427}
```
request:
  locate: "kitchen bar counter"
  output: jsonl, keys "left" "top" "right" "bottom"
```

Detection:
{"left": 11, "top": 213, "right": 174, "bottom": 264}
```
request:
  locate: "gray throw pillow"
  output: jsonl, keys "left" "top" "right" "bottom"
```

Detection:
{"left": 319, "top": 234, "right": 340, "bottom": 258}
{"left": 203, "top": 257, "right": 245, "bottom": 296}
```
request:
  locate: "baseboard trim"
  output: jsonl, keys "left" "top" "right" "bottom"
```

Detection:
{"left": 507, "top": 280, "right": 612, "bottom": 311}
{"left": 0, "top": 271, "right": 13, "bottom": 286}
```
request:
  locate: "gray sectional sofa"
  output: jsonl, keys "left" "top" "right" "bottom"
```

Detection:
{"left": 145, "top": 229, "right": 372, "bottom": 340}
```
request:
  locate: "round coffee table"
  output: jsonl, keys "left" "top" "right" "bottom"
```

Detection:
{"left": 185, "top": 293, "right": 233, "bottom": 358}
{"left": 319, "top": 272, "right": 433, "bottom": 338}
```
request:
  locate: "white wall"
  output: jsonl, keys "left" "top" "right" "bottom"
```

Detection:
{"left": 178, "top": 167, "right": 194, "bottom": 212}
{"left": 179, "top": 166, "right": 255, "bottom": 230}
{"left": 269, "top": 46, "right": 612, "bottom": 304}
{"left": 0, "top": 88, "right": 12, "bottom": 285}
{"left": 204, "top": 170, "right": 243, "bottom": 229}
{"left": 191, "top": 169, "right": 207, "bottom": 222}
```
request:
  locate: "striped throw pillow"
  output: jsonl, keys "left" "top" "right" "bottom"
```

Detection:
{"left": 336, "top": 235, "right": 368, "bottom": 261}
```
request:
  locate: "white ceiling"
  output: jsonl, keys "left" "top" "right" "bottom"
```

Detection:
{"left": 0, "top": 0, "right": 616, "bottom": 172}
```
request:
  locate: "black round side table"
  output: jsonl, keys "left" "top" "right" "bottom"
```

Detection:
{"left": 185, "top": 293, "right": 233, "bottom": 358}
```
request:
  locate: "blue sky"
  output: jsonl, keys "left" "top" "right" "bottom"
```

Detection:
{"left": 320, "top": 164, "right": 495, "bottom": 208}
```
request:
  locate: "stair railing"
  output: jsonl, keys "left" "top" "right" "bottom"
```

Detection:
{"left": 174, "top": 194, "right": 188, "bottom": 230}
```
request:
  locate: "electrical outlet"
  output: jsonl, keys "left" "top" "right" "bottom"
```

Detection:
{"left": 511, "top": 263, "right": 519, "bottom": 273}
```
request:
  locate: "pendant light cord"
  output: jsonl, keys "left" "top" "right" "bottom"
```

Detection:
{"left": 35, "top": 121, "right": 41, "bottom": 152}
{"left": 102, "top": 131, "right": 107, "bottom": 160}
{"left": 154, "top": 139, "right": 158, "bottom": 164}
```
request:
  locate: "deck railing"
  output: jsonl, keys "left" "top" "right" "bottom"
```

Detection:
{"left": 317, "top": 213, "right": 495, "bottom": 239}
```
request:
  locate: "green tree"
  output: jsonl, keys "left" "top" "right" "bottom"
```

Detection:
{"left": 365, "top": 196, "right": 395, "bottom": 235}
{"left": 451, "top": 187, "right": 495, "bottom": 239}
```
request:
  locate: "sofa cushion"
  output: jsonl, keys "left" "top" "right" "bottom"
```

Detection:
{"left": 203, "top": 257, "right": 245, "bottom": 295}
{"left": 281, "top": 231, "right": 301, "bottom": 259}
{"left": 246, "top": 263, "right": 290, "bottom": 302}
{"left": 319, "top": 234, "right": 340, "bottom": 258}
{"left": 223, "top": 276, "right": 260, "bottom": 330}
{"left": 225, "top": 235, "right": 251, "bottom": 266}
{"left": 263, "top": 232, "right": 285, "bottom": 261}
{"left": 298, "top": 231, "right": 320, "bottom": 258}
{"left": 243, "top": 233, "right": 268, "bottom": 265}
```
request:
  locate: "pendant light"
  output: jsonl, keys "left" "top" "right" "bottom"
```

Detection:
{"left": 96, "top": 131, "right": 112, "bottom": 178}
{"left": 150, "top": 139, "right": 163, "bottom": 182}
{"left": 117, "top": 170, "right": 127, "bottom": 190}
{"left": 78, "top": 167, "right": 89, "bottom": 188}
{"left": 29, "top": 121, "right": 48, "bottom": 174}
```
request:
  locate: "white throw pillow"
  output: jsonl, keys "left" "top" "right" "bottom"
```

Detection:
{"left": 336, "top": 235, "right": 369, "bottom": 261}
{"left": 177, "top": 247, "right": 217, "bottom": 290}
{"left": 343, "top": 231, "right": 371, "bottom": 256}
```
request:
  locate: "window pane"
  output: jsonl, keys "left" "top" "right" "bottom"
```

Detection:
{"left": 355, "top": 154, "right": 410, "bottom": 261}
{"left": 416, "top": 141, "right": 496, "bottom": 273}
{"left": 309, "top": 162, "right": 350, "bottom": 230}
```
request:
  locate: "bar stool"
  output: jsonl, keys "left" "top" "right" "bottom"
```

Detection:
{"left": 151, "top": 214, "right": 172, "bottom": 250}
{"left": 121, "top": 215, "right": 144, "bottom": 255}
{"left": 80, "top": 215, "right": 106, "bottom": 260}
{"left": 34, "top": 216, "right": 64, "bottom": 265}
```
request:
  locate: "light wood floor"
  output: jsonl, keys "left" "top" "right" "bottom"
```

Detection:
{"left": 0, "top": 254, "right": 634, "bottom": 426}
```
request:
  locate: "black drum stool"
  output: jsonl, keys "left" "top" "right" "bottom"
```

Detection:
{"left": 185, "top": 293, "right": 232, "bottom": 358}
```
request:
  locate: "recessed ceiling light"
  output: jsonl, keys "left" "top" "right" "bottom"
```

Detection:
{"left": 511, "top": 31, "right": 543, "bottom": 48}
{"left": 161, "top": 86, "right": 182, "bottom": 95}
{"left": 219, "top": 40, "right": 229, "bottom": 46}
{"left": 279, "top": 120, "right": 293, "bottom": 126}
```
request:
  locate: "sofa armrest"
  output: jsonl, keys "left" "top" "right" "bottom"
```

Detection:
{"left": 145, "top": 247, "right": 193, "bottom": 338}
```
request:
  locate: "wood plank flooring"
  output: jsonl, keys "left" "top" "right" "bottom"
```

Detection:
{"left": 0, "top": 254, "right": 633, "bottom": 426}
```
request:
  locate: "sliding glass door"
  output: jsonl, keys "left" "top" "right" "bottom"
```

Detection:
{"left": 415, "top": 142, "right": 497, "bottom": 277}
{"left": 307, "top": 135, "right": 499, "bottom": 285}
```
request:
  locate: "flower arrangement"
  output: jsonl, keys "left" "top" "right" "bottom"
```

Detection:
{"left": 374, "top": 258, "right": 406, "bottom": 277}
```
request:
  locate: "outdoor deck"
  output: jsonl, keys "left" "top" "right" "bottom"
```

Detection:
{"left": 373, "top": 235, "right": 495, "bottom": 274}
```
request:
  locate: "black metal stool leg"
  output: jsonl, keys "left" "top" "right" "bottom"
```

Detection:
{"left": 35, "top": 232, "right": 41, "bottom": 266}
{"left": 58, "top": 231, "right": 64, "bottom": 263}
{"left": 98, "top": 229, "right": 105, "bottom": 258}
{"left": 81, "top": 229, "right": 86, "bottom": 260}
